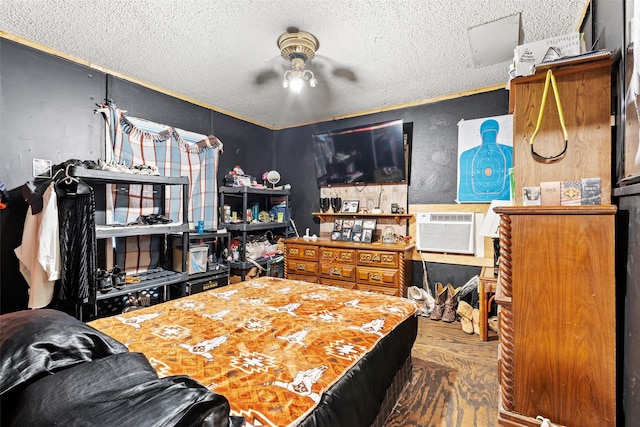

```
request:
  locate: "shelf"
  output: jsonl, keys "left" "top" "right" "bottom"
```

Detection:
{"left": 219, "top": 185, "right": 290, "bottom": 196}
{"left": 96, "top": 223, "right": 189, "bottom": 238}
{"left": 181, "top": 230, "right": 231, "bottom": 238}
{"left": 95, "top": 269, "right": 188, "bottom": 300}
{"left": 313, "top": 212, "right": 413, "bottom": 224}
{"left": 223, "top": 221, "right": 289, "bottom": 232}
{"left": 416, "top": 251, "right": 494, "bottom": 267}
{"left": 228, "top": 255, "right": 281, "bottom": 271}
{"left": 186, "top": 265, "right": 229, "bottom": 280}
{"left": 493, "top": 205, "right": 618, "bottom": 216}
{"left": 70, "top": 166, "right": 189, "bottom": 185}
{"left": 614, "top": 181, "right": 640, "bottom": 197}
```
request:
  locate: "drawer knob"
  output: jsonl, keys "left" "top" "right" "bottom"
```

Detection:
{"left": 369, "top": 272, "right": 382, "bottom": 282}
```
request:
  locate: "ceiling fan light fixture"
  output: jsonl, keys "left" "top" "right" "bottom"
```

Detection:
{"left": 278, "top": 30, "right": 319, "bottom": 91}
{"left": 288, "top": 73, "right": 305, "bottom": 92}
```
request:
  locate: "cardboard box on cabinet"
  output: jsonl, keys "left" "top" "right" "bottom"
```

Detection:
{"left": 513, "top": 32, "right": 582, "bottom": 77}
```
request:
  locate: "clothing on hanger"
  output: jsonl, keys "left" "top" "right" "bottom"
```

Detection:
{"left": 14, "top": 182, "right": 61, "bottom": 308}
{"left": 0, "top": 180, "right": 9, "bottom": 209}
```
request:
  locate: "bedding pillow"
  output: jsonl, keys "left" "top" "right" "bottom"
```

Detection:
{"left": 0, "top": 309, "right": 128, "bottom": 395}
{"left": 4, "top": 352, "right": 231, "bottom": 427}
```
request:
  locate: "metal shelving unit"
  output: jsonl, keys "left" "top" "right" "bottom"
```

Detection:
{"left": 219, "top": 186, "right": 290, "bottom": 280}
{"left": 69, "top": 167, "right": 190, "bottom": 318}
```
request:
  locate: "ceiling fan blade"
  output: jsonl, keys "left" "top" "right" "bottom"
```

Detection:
{"left": 255, "top": 69, "right": 280, "bottom": 85}
{"left": 312, "top": 54, "right": 358, "bottom": 83}
{"left": 332, "top": 67, "right": 357, "bottom": 82}
{"left": 254, "top": 58, "right": 287, "bottom": 86}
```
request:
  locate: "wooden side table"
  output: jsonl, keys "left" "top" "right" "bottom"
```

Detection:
{"left": 478, "top": 266, "right": 497, "bottom": 341}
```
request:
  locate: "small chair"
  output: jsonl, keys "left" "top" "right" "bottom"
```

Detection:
{"left": 478, "top": 267, "right": 497, "bottom": 341}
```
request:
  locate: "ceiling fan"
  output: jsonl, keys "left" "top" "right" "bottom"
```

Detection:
{"left": 278, "top": 30, "right": 319, "bottom": 91}
{"left": 254, "top": 27, "right": 357, "bottom": 92}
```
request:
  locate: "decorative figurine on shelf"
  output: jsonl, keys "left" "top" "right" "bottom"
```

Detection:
{"left": 372, "top": 186, "right": 383, "bottom": 214}
{"left": 382, "top": 226, "right": 395, "bottom": 244}
{"left": 303, "top": 228, "right": 318, "bottom": 242}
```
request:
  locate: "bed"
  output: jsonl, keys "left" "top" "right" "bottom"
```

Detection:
{"left": 89, "top": 276, "right": 419, "bottom": 427}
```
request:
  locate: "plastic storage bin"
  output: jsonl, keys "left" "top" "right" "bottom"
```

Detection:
{"left": 172, "top": 245, "right": 209, "bottom": 274}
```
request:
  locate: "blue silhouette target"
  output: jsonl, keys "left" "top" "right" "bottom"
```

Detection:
{"left": 457, "top": 117, "right": 513, "bottom": 203}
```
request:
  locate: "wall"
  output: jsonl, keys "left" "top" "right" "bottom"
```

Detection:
{"left": 0, "top": 38, "right": 275, "bottom": 313}
{"left": 276, "top": 90, "right": 510, "bottom": 290}
{"left": 106, "top": 75, "right": 275, "bottom": 181}
{"left": 0, "top": 36, "right": 509, "bottom": 311}
{"left": 617, "top": 187, "right": 640, "bottom": 424}
{"left": 0, "top": 40, "right": 106, "bottom": 190}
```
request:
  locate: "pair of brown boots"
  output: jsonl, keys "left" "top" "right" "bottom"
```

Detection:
{"left": 430, "top": 282, "right": 460, "bottom": 323}
{"left": 456, "top": 300, "right": 480, "bottom": 335}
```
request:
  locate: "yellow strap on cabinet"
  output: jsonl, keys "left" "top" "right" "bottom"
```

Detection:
{"left": 530, "top": 70, "right": 568, "bottom": 163}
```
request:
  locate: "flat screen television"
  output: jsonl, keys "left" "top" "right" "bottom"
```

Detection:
{"left": 312, "top": 119, "right": 406, "bottom": 187}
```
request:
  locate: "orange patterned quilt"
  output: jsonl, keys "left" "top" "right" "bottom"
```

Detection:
{"left": 89, "top": 277, "right": 418, "bottom": 426}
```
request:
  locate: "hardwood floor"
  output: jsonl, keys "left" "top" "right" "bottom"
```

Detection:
{"left": 410, "top": 316, "right": 500, "bottom": 427}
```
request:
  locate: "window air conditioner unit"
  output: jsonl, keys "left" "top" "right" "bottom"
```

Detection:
{"left": 415, "top": 212, "right": 475, "bottom": 254}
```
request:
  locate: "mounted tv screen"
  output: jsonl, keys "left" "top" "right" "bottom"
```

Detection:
{"left": 312, "top": 119, "right": 406, "bottom": 187}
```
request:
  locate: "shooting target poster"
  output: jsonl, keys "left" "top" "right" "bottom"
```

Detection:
{"left": 457, "top": 114, "right": 513, "bottom": 203}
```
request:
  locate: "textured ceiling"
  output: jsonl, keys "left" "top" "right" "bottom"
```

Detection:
{"left": 0, "top": 0, "right": 587, "bottom": 129}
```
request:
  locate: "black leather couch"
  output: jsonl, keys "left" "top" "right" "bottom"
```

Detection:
{"left": 0, "top": 309, "right": 233, "bottom": 426}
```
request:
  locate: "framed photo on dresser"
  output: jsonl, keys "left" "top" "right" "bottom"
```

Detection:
{"left": 332, "top": 219, "right": 345, "bottom": 240}
{"left": 360, "top": 219, "right": 377, "bottom": 243}
{"left": 341, "top": 200, "right": 360, "bottom": 213}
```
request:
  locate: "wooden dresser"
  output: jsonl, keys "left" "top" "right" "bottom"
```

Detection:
{"left": 494, "top": 206, "right": 616, "bottom": 427}
{"left": 283, "top": 237, "right": 414, "bottom": 297}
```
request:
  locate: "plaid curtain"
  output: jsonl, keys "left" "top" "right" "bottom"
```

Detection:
{"left": 100, "top": 101, "right": 223, "bottom": 272}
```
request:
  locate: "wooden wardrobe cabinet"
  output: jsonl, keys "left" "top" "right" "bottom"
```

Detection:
{"left": 509, "top": 56, "right": 615, "bottom": 205}
{"left": 494, "top": 206, "right": 616, "bottom": 427}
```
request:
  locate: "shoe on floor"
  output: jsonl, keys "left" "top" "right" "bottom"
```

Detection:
{"left": 472, "top": 308, "right": 480, "bottom": 335}
{"left": 442, "top": 283, "right": 460, "bottom": 323}
{"left": 488, "top": 316, "right": 499, "bottom": 333}
{"left": 456, "top": 300, "right": 474, "bottom": 334}
{"left": 430, "top": 282, "right": 447, "bottom": 321}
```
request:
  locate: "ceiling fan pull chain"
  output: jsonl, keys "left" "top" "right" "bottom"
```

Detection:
{"left": 529, "top": 69, "right": 569, "bottom": 163}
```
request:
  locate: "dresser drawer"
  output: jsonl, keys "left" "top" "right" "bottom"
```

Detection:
{"left": 356, "top": 266, "right": 398, "bottom": 288}
{"left": 320, "top": 247, "right": 356, "bottom": 264}
{"left": 319, "top": 261, "right": 356, "bottom": 281}
{"left": 357, "top": 250, "right": 398, "bottom": 268}
{"left": 287, "top": 273, "right": 319, "bottom": 283}
{"left": 319, "top": 277, "right": 356, "bottom": 290}
{"left": 286, "top": 244, "right": 319, "bottom": 261}
{"left": 357, "top": 283, "right": 399, "bottom": 297}
{"left": 285, "top": 259, "right": 319, "bottom": 276}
